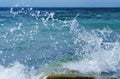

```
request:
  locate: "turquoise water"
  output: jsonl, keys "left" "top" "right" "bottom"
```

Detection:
{"left": 0, "top": 8, "right": 120, "bottom": 79}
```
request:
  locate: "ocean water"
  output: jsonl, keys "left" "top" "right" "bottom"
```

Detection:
{"left": 0, "top": 8, "right": 120, "bottom": 79}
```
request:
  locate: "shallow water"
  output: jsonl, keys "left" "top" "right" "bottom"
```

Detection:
{"left": 0, "top": 8, "right": 120, "bottom": 79}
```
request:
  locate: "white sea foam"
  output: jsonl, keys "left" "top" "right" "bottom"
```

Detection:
{"left": 63, "top": 18, "right": 120, "bottom": 74}
{"left": 0, "top": 62, "right": 41, "bottom": 79}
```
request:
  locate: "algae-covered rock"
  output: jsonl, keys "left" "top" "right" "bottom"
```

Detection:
{"left": 47, "top": 74, "right": 95, "bottom": 79}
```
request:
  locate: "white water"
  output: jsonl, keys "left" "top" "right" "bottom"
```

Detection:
{"left": 63, "top": 18, "right": 120, "bottom": 74}
{"left": 0, "top": 62, "right": 41, "bottom": 79}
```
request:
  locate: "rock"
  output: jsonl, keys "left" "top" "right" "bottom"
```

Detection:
{"left": 47, "top": 74, "right": 95, "bottom": 79}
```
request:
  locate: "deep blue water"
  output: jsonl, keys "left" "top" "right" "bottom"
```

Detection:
{"left": 0, "top": 8, "right": 120, "bottom": 79}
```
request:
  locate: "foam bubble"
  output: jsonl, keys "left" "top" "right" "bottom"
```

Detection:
{"left": 0, "top": 62, "right": 40, "bottom": 79}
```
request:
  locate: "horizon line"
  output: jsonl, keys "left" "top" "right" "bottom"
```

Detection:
{"left": 0, "top": 6, "right": 120, "bottom": 8}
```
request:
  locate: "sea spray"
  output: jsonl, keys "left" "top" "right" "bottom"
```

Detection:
{"left": 63, "top": 17, "right": 120, "bottom": 75}
{"left": 0, "top": 8, "right": 120, "bottom": 79}
{"left": 0, "top": 62, "right": 40, "bottom": 79}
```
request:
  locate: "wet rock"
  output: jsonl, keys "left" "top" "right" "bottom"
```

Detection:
{"left": 47, "top": 74, "right": 95, "bottom": 79}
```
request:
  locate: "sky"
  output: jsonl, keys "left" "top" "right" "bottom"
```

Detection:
{"left": 0, "top": 0, "right": 120, "bottom": 7}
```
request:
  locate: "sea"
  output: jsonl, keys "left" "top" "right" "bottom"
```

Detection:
{"left": 0, "top": 7, "right": 120, "bottom": 79}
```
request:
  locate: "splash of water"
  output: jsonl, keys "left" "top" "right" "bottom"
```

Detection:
{"left": 0, "top": 62, "right": 41, "bottom": 79}
{"left": 1, "top": 7, "right": 120, "bottom": 79}
{"left": 63, "top": 18, "right": 120, "bottom": 74}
